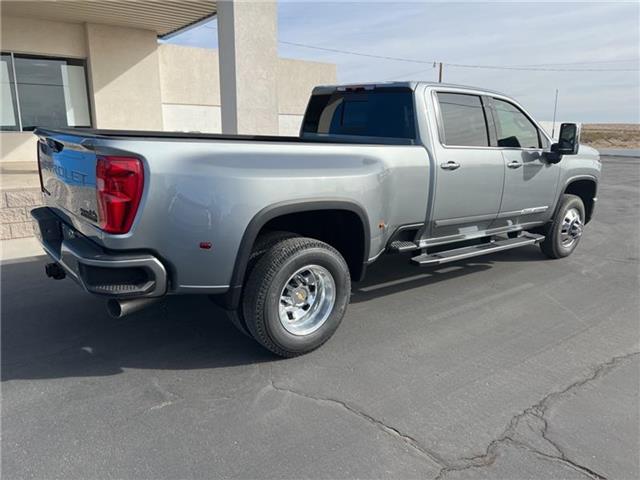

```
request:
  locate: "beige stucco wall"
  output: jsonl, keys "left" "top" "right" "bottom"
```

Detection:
{"left": 0, "top": 16, "right": 87, "bottom": 58}
{"left": 158, "top": 44, "right": 336, "bottom": 134}
{"left": 158, "top": 44, "right": 336, "bottom": 113}
{"left": 85, "top": 23, "right": 163, "bottom": 130}
{"left": 278, "top": 58, "right": 337, "bottom": 115}
{"left": 159, "top": 44, "right": 220, "bottom": 106}
{"left": 0, "top": 133, "right": 37, "bottom": 165}
{"left": 158, "top": 45, "right": 221, "bottom": 133}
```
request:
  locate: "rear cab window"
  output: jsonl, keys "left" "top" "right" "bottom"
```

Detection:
{"left": 436, "top": 92, "right": 490, "bottom": 147}
{"left": 301, "top": 87, "right": 416, "bottom": 142}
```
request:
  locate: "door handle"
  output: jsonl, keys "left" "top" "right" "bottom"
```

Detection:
{"left": 440, "top": 161, "right": 460, "bottom": 170}
{"left": 507, "top": 161, "right": 523, "bottom": 169}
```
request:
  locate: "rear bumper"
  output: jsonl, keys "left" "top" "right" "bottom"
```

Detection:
{"left": 31, "top": 207, "right": 167, "bottom": 297}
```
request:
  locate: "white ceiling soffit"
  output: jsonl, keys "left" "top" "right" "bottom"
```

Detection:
{"left": 1, "top": 0, "right": 217, "bottom": 38}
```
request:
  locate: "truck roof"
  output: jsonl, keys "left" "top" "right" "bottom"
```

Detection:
{"left": 312, "top": 81, "right": 507, "bottom": 97}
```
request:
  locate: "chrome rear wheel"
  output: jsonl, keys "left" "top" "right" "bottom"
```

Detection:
{"left": 278, "top": 265, "right": 336, "bottom": 336}
{"left": 242, "top": 236, "right": 351, "bottom": 357}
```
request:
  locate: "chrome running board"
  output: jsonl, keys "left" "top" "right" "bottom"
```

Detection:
{"left": 411, "top": 233, "right": 544, "bottom": 266}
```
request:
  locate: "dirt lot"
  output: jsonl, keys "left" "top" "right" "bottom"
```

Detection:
{"left": 582, "top": 123, "right": 640, "bottom": 149}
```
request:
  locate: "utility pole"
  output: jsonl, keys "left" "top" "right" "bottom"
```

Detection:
{"left": 551, "top": 89, "right": 559, "bottom": 138}
{"left": 438, "top": 62, "right": 443, "bottom": 83}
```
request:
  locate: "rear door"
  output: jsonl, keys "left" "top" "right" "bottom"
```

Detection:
{"left": 428, "top": 92, "right": 504, "bottom": 240}
{"left": 488, "top": 97, "right": 560, "bottom": 228}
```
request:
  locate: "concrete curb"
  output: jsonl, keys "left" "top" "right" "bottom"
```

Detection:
{"left": 0, "top": 237, "right": 46, "bottom": 262}
{"left": 597, "top": 149, "right": 640, "bottom": 158}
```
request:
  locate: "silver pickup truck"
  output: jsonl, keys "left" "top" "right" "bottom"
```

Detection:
{"left": 32, "top": 81, "right": 601, "bottom": 357}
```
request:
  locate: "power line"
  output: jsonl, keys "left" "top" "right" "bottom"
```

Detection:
{"left": 280, "top": 40, "right": 436, "bottom": 65}
{"left": 444, "top": 62, "right": 639, "bottom": 72}
{"left": 513, "top": 58, "right": 639, "bottom": 67}
{"left": 196, "top": 29, "right": 639, "bottom": 71}
{"left": 280, "top": 40, "right": 640, "bottom": 72}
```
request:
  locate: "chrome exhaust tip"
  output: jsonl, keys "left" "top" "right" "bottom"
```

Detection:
{"left": 106, "top": 297, "right": 160, "bottom": 319}
{"left": 45, "top": 262, "right": 66, "bottom": 280}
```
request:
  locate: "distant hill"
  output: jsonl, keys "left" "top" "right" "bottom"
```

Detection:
{"left": 582, "top": 124, "right": 640, "bottom": 149}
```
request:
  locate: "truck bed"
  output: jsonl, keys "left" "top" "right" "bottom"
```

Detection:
{"left": 34, "top": 124, "right": 428, "bottom": 293}
{"left": 36, "top": 127, "right": 416, "bottom": 145}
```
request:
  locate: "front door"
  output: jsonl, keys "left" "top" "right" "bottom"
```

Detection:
{"left": 428, "top": 92, "right": 505, "bottom": 240}
{"left": 489, "top": 98, "right": 560, "bottom": 228}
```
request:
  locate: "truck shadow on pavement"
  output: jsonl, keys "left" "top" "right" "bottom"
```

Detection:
{"left": 1, "top": 258, "right": 272, "bottom": 381}
{"left": 351, "top": 246, "right": 546, "bottom": 303}
{"left": 1, "top": 246, "right": 547, "bottom": 381}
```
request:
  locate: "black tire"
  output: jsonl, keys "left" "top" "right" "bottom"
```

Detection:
{"left": 242, "top": 237, "right": 351, "bottom": 357}
{"left": 224, "top": 231, "right": 297, "bottom": 336}
{"left": 247, "top": 230, "right": 297, "bottom": 273}
{"left": 540, "top": 194, "right": 585, "bottom": 259}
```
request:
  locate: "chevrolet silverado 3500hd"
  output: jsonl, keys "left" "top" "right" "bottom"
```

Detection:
{"left": 32, "top": 82, "right": 600, "bottom": 356}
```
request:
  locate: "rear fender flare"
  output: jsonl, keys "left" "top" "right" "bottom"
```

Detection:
{"left": 224, "top": 199, "right": 371, "bottom": 310}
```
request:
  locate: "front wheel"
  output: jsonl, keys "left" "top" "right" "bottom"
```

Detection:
{"left": 540, "top": 194, "right": 585, "bottom": 259}
{"left": 242, "top": 237, "right": 351, "bottom": 357}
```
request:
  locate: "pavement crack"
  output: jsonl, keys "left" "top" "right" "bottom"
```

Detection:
{"left": 535, "top": 351, "right": 638, "bottom": 414}
{"left": 268, "top": 376, "right": 449, "bottom": 469}
{"left": 144, "top": 378, "right": 183, "bottom": 413}
{"left": 504, "top": 436, "right": 607, "bottom": 480}
{"left": 434, "top": 351, "right": 639, "bottom": 480}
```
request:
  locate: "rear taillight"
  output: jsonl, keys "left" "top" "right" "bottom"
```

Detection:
{"left": 96, "top": 156, "right": 144, "bottom": 234}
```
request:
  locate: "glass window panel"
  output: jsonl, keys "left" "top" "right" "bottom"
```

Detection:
{"left": 493, "top": 98, "right": 540, "bottom": 149}
{"left": 61, "top": 64, "right": 90, "bottom": 126}
{"left": 1, "top": 53, "right": 19, "bottom": 131}
{"left": 302, "top": 89, "right": 416, "bottom": 139}
{"left": 437, "top": 93, "right": 489, "bottom": 147}
{"left": 14, "top": 55, "right": 91, "bottom": 131}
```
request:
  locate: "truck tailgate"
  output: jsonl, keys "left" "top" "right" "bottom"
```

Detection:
{"left": 37, "top": 130, "right": 101, "bottom": 228}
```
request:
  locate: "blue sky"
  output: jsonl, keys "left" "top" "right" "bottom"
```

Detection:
{"left": 164, "top": 1, "right": 640, "bottom": 123}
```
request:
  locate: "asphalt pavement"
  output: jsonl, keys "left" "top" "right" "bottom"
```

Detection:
{"left": 2, "top": 156, "right": 639, "bottom": 479}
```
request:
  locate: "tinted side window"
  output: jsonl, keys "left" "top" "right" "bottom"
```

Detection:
{"left": 437, "top": 93, "right": 489, "bottom": 147}
{"left": 493, "top": 98, "right": 540, "bottom": 148}
{"left": 302, "top": 89, "right": 416, "bottom": 140}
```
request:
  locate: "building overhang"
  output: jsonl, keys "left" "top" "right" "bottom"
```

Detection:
{"left": 1, "top": 0, "right": 217, "bottom": 38}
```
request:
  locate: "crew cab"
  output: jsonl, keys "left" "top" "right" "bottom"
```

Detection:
{"left": 32, "top": 82, "right": 601, "bottom": 357}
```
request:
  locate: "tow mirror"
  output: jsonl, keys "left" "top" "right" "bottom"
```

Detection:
{"left": 556, "top": 123, "right": 580, "bottom": 155}
{"left": 545, "top": 123, "right": 580, "bottom": 163}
